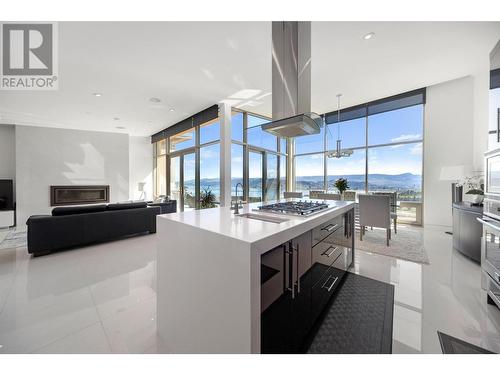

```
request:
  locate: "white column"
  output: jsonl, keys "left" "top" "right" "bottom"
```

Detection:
{"left": 287, "top": 138, "right": 295, "bottom": 192}
{"left": 219, "top": 102, "right": 232, "bottom": 207}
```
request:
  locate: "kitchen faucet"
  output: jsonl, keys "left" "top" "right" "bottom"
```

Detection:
{"left": 232, "top": 183, "right": 243, "bottom": 214}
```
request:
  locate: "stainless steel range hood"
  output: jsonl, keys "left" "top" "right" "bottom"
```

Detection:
{"left": 262, "top": 112, "right": 322, "bottom": 138}
{"left": 262, "top": 21, "right": 323, "bottom": 138}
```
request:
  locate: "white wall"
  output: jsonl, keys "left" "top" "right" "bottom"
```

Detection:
{"left": 16, "top": 126, "right": 130, "bottom": 225}
{"left": 129, "top": 136, "right": 153, "bottom": 201}
{"left": 0, "top": 125, "right": 15, "bottom": 181}
{"left": 424, "top": 76, "right": 475, "bottom": 229}
{"left": 472, "top": 67, "right": 490, "bottom": 170}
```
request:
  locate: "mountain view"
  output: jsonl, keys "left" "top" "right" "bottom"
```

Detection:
{"left": 295, "top": 173, "right": 421, "bottom": 200}
{"left": 186, "top": 173, "right": 422, "bottom": 201}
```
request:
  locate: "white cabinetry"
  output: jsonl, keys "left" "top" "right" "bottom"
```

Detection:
{"left": 489, "top": 41, "right": 500, "bottom": 150}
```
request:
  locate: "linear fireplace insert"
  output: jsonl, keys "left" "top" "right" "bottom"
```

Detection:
{"left": 50, "top": 185, "right": 110, "bottom": 206}
{"left": 0, "top": 179, "right": 14, "bottom": 210}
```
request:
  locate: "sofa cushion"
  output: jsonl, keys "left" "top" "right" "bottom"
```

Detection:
{"left": 107, "top": 201, "right": 147, "bottom": 210}
{"left": 52, "top": 204, "right": 108, "bottom": 216}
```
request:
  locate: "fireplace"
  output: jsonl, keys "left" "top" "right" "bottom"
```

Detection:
{"left": 0, "top": 179, "right": 14, "bottom": 210}
{"left": 50, "top": 185, "right": 110, "bottom": 206}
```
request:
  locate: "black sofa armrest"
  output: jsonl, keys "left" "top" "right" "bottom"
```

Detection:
{"left": 147, "top": 206, "right": 161, "bottom": 232}
{"left": 26, "top": 215, "right": 55, "bottom": 255}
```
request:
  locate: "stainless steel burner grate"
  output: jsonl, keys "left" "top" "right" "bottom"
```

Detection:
{"left": 257, "top": 201, "right": 330, "bottom": 216}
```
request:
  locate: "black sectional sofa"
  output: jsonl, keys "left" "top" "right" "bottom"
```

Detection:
{"left": 26, "top": 201, "right": 160, "bottom": 256}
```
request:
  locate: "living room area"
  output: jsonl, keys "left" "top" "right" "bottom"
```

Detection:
{"left": 0, "top": 123, "right": 163, "bottom": 353}
{"left": 0, "top": 123, "right": 161, "bottom": 249}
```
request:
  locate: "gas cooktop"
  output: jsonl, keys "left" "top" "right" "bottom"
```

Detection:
{"left": 257, "top": 201, "right": 330, "bottom": 216}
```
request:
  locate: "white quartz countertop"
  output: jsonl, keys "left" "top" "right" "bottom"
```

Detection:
{"left": 157, "top": 199, "right": 355, "bottom": 250}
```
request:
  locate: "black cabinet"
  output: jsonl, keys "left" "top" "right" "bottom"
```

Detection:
{"left": 310, "top": 210, "right": 353, "bottom": 324}
{"left": 452, "top": 203, "right": 482, "bottom": 263}
{"left": 261, "top": 231, "right": 312, "bottom": 353}
{"left": 261, "top": 208, "right": 355, "bottom": 353}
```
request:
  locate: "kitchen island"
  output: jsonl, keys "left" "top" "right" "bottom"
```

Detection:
{"left": 157, "top": 199, "right": 355, "bottom": 353}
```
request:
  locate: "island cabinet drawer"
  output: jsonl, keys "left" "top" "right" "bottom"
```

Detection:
{"left": 311, "top": 264, "right": 345, "bottom": 323}
{"left": 312, "top": 240, "right": 343, "bottom": 267}
{"left": 312, "top": 215, "right": 343, "bottom": 246}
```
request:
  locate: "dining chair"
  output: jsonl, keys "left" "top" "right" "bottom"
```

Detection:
{"left": 317, "top": 193, "right": 341, "bottom": 200}
{"left": 373, "top": 191, "right": 398, "bottom": 233}
{"left": 309, "top": 190, "right": 324, "bottom": 199}
{"left": 343, "top": 191, "right": 356, "bottom": 201}
{"left": 283, "top": 192, "right": 303, "bottom": 199}
{"left": 358, "top": 194, "right": 391, "bottom": 246}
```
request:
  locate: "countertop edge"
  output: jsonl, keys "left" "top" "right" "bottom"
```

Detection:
{"left": 157, "top": 201, "right": 355, "bottom": 250}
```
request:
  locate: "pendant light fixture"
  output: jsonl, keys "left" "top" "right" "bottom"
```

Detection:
{"left": 327, "top": 94, "right": 353, "bottom": 158}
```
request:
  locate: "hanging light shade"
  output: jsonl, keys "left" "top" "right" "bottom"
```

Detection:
{"left": 327, "top": 94, "right": 353, "bottom": 158}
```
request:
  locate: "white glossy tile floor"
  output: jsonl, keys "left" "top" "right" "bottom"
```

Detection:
{"left": 352, "top": 225, "right": 500, "bottom": 353}
{"left": 0, "top": 232, "right": 157, "bottom": 354}
{"left": 0, "top": 225, "right": 499, "bottom": 353}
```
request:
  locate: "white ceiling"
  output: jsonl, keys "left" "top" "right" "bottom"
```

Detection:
{"left": 0, "top": 21, "right": 499, "bottom": 136}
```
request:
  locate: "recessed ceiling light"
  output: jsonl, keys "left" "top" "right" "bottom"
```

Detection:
{"left": 92, "top": 93, "right": 102, "bottom": 97}
{"left": 116, "top": 126, "right": 126, "bottom": 130}
{"left": 169, "top": 108, "right": 175, "bottom": 112}
{"left": 149, "top": 97, "right": 161, "bottom": 103}
{"left": 363, "top": 32, "right": 375, "bottom": 40}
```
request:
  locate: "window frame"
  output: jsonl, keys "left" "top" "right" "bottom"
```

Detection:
{"left": 232, "top": 109, "right": 288, "bottom": 202}
{"left": 153, "top": 108, "right": 289, "bottom": 209}
{"left": 293, "top": 100, "right": 424, "bottom": 209}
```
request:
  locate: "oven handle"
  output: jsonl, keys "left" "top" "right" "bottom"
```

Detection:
{"left": 497, "top": 108, "right": 500, "bottom": 143}
{"left": 477, "top": 217, "right": 500, "bottom": 232}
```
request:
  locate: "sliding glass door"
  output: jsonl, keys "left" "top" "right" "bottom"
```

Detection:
{"left": 170, "top": 155, "right": 181, "bottom": 211}
{"left": 169, "top": 151, "right": 196, "bottom": 212}
{"left": 248, "top": 150, "right": 263, "bottom": 203}
{"left": 183, "top": 153, "right": 196, "bottom": 211}
{"left": 266, "top": 153, "right": 278, "bottom": 201}
{"left": 248, "top": 149, "right": 280, "bottom": 203}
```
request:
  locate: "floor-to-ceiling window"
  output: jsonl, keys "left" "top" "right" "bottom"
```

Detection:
{"left": 294, "top": 153, "right": 325, "bottom": 196}
{"left": 231, "top": 110, "right": 287, "bottom": 203}
{"left": 198, "top": 118, "right": 221, "bottom": 208}
{"left": 153, "top": 107, "right": 288, "bottom": 211}
{"left": 152, "top": 106, "right": 221, "bottom": 211}
{"left": 326, "top": 149, "right": 366, "bottom": 193}
{"left": 293, "top": 88, "right": 425, "bottom": 224}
